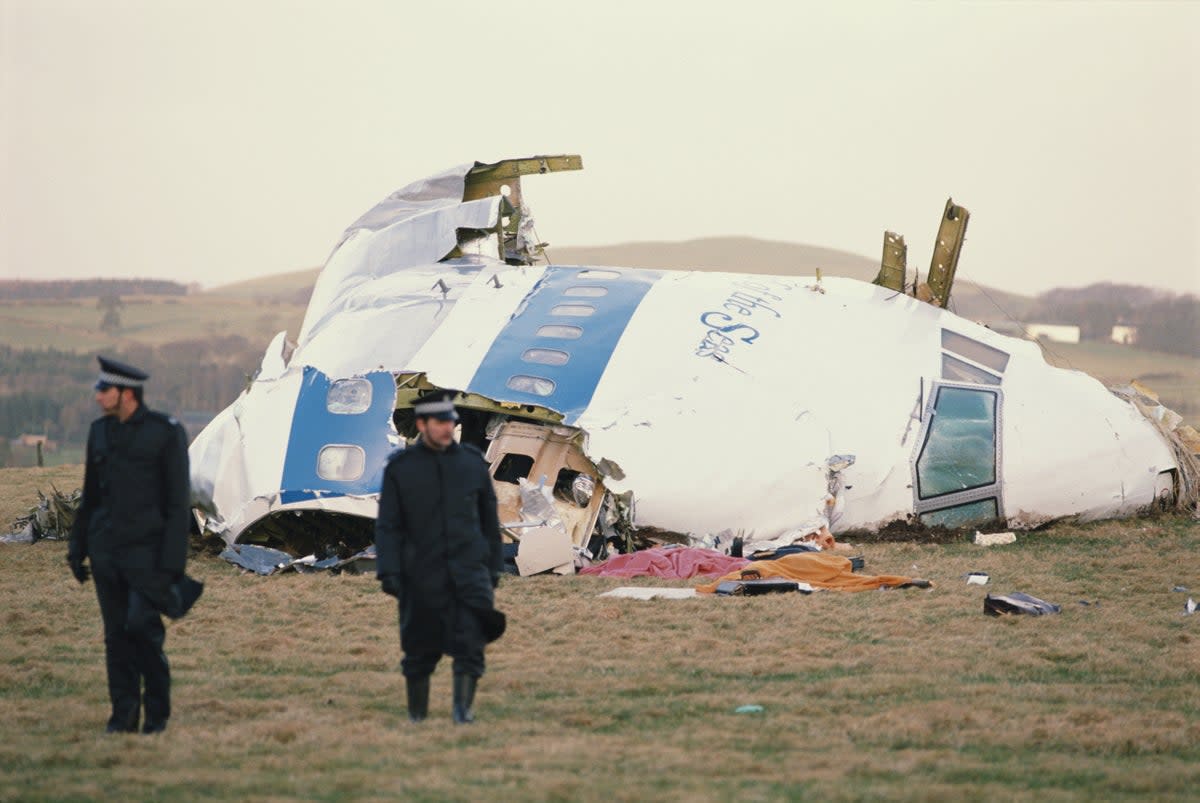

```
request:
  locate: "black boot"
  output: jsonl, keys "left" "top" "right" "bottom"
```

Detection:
{"left": 406, "top": 675, "right": 430, "bottom": 723}
{"left": 452, "top": 674, "right": 477, "bottom": 724}
{"left": 105, "top": 705, "right": 139, "bottom": 734}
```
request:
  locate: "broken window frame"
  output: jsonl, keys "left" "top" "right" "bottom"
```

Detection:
{"left": 910, "top": 380, "right": 1005, "bottom": 524}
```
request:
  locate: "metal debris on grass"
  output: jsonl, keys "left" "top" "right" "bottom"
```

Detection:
{"left": 219, "top": 543, "right": 377, "bottom": 576}
{"left": 2, "top": 486, "right": 81, "bottom": 543}
{"left": 984, "top": 592, "right": 1061, "bottom": 616}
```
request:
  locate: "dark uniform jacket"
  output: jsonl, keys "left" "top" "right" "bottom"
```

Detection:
{"left": 68, "top": 405, "right": 191, "bottom": 573}
{"left": 374, "top": 439, "right": 502, "bottom": 611}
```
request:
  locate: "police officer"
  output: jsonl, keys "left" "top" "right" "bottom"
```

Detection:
{"left": 68, "top": 357, "right": 192, "bottom": 734}
{"left": 375, "top": 390, "right": 504, "bottom": 724}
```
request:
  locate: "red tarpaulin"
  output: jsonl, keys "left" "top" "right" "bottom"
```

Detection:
{"left": 580, "top": 547, "right": 749, "bottom": 579}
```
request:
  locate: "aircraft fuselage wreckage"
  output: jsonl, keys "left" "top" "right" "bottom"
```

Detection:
{"left": 189, "top": 156, "right": 1196, "bottom": 566}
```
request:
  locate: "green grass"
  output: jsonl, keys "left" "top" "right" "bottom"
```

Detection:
{"left": 1, "top": 466, "right": 1199, "bottom": 801}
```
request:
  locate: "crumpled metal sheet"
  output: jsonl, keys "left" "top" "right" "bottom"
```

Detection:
{"left": 984, "top": 592, "right": 1061, "bottom": 616}
{"left": 4, "top": 486, "right": 80, "bottom": 543}
{"left": 219, "top": 544, "right": 295, "bottom": 576}
{"left": 219, "top": 544, "right": 377, "bottom": 576}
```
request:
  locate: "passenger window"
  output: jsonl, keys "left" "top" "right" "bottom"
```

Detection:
{"left": 916, "top": 386, "right": 998, "bottom": 499}
{"left": 536, "top": 324, "right": 582, "bottom": 339}
{"left": 919, "top": 498, "right": 999, "bottom": 528}
{"left": 506, "top": 375, "right": 556, "bottom": 396}
{"left": 563, "top": 286, "right": 608, "bottom": 298}
{"left": 493, "top": 454, "right": 534, "bottom": 484}
{"left": 550, "top": 304, "right": 595, "bottom": 317}
{"left": 522, "top": 348, "right": 570, "bottom": 366}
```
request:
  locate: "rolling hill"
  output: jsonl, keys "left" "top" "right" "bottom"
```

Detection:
{"left": 203, "top": 235, "right": 1039, "bottom": 324}
{"left": 1, "top": 237, "right": 1193, "bottom": 420}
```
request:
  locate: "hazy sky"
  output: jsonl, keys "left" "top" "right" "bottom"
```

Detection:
{"left": 2, "top": 1, "right": 1197, "bottom": 296}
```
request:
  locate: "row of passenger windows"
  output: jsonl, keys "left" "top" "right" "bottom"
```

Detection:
{"left": 508, "top": 280, "right": 612, "bottom": 397}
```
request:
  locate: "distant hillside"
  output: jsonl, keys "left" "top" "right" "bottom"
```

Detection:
{"left": 202, "top": 236, "right": 1038, "bottom": 324}
{"left": 0, "top": 278, "right": 189, "bottom": 300}
{"left": 205, "top": 268, "right": 321, "bottom": 303}
{"left": 550, "top": 237, "right": 881, "bottom": 278}
{"left": 550, "top": 237, "right": 1037, "bottom": 324}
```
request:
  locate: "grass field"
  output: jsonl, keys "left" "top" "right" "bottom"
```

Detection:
{"left": 0, "top": 295, "right": 307, "bottom": 353}
{"left": 2, "top": 466, "right": 1198, "bottom": 801}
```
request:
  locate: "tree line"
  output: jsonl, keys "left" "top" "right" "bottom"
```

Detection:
{"left": 0, "top": 279, "right": 189, "bottom": 300}
{"left": 0, "top": 338, "right": 262, "bottom": 467}
{"left": 1030, "top": 283, "right": 1198, "bottom": 355}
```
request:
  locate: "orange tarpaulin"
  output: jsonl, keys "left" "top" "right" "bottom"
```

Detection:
{"left": 695, "top": 552, "right": 923, "bottom": 594}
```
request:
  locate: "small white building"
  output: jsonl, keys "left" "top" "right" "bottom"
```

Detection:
{"left": 1111, "top": 325, "right": 1138, "bottom": 345}
{"left": 1025, "top": 323, "right": 1081, "bottom": 344}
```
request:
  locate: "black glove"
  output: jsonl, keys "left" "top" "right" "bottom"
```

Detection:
{"left": 68, "top": 555, "right": 90, "bottom": 584}
{"left": 380, "top": 574, "right": 402, "bottom": 598}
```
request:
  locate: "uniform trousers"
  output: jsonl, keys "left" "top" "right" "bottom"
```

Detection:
{"left": 91, "top": 559, "right": 171, "bottom": 725}
{"left": 399, "top": 594, "right": 485, "bottom": 680}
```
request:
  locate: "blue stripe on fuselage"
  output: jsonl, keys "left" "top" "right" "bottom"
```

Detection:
{"left": 467, "top": 266, "right": 661, "bottom": 424}
{"left": 279, "top": 368, "right": 396, "bottom": 505}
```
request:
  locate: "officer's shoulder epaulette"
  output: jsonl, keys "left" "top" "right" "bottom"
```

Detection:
{"left": 146, "top": 410, "right": 182, "bottom": 428}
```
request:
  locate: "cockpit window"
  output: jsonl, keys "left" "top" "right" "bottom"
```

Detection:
{"left": 941, "top": 354, "right": 1001, "bottom": 386}
{"left": 916, "top": 385, "right": 998, "bottom": 499}
{"left": 941, "top": 330, "right": 1010, "bottom": 373}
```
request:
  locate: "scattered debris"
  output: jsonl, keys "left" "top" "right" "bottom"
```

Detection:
{"left": 974, "top": 531, "right": 1016, "bottom": 546}
{"left": 220, "top": 544, "right": 295, "bottom": 575}
{"left": 734, "top": 705, "right": 765, "bottom": 714}
{"left": 1172, "top": 586, "right": 1189, "bottom": 593}
{"left": 1187, "top": 598, "right": 1197, "bottom": 615}
{"left": 965, "top": 572, "right": 990, "bottom": 585}
{"left": 579, "top": 546, "right": 749, "bottom": 580}
{"left": 514, "top": 526, "right": 575, "bottom": 576}
{"left": 1110, "top": 383, "right": 1200, "bottom": 512}
{"left": 598, "top": 587, "right": 697, "bottom": 600}
{"left": 715, "top": 579, "right": 813, "bottom": 596}
{"left": 3, "top": 486, "right": 81, "bottom": 543}
{"left": 697, "top": 552, "right": 928, "bottom": 594}
{"left": 219, "top": 543, "right": 376, "bottom": 576}
{"left": 984, "top": 592, "right": 1061, "bottom": 616}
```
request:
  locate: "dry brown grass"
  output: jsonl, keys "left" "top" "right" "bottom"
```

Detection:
{"left": 1, "top": 468, "right": 1198, "bottom": 801}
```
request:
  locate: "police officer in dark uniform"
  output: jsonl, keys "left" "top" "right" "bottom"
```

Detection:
{"left": 375, "top": 390, "right": 504, "bottom": 724}
{"left": 68, "top": 357, "right": 193, "bottom": 734}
